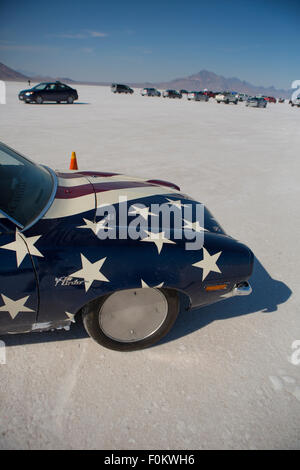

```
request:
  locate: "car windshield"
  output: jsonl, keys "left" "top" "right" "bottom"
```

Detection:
{"left": 0, "top": 143, "right": 54, "bottom": 228}
{"left": 32, "top": 83, "right": 48, "bottom": 90}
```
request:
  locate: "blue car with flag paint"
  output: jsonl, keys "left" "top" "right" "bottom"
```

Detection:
{"left": 0, "top": 142, "right": 253, "bottom": 351}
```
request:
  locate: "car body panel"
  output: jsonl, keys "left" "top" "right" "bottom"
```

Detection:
{"left": 0, "top": 230, "right": 38, "bottom": 333}
{"left": 0, "top": 147, "right": 254, "bottom": 336}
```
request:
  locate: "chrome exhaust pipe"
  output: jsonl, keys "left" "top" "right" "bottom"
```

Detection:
{"left": 233, "top": 281, "right": 252, "bottom": 296}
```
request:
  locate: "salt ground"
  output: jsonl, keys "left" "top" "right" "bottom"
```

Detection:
{"left": 0, "top": 82, "right": 299, "bottom": 449}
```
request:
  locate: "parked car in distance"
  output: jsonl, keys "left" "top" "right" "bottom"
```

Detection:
{"left": 290, "top": 97, "right": 300, "bottom": 107}
{"left": 245, "top": 97, "right": 267, "bottom": 108}
{"left": 263, "top": 96, "right": 277, "bottom": 103}
{"left": 237, "top": 93, "right": 249, "bottom": 102}
{"left": 0, "top": 142, "right": 254, "bottom": 351}
{"left": 215, "top": 92, "right": 238, "bottom": 104}
{"left": 140, "top": 87, "right": 161, "bottom": 97}
{"left": 111, "top": 83, "right": 134, "bottom": 94}
{"left": 187, "top": 91, "right": 209, "bottom": 102}
{"left": 18, "top": 81, "right": 78, "bottom": 104}
{"left": 162, "top": 90, "right": 182, "bottom": 99}
{"left": 278, "top": 98, "right": 285, "bottom": 103}
{"left": 203, "top": 91, "right": 216, "bottom": 98}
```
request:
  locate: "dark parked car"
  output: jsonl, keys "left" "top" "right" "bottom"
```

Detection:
{"left": 245, "top": 97, "right": 267, "bottom": 108}
{"left": 111, "top": 83, "right": 134, "bottom": 94}
{"left": 162, "top": 89, "right": 182, "bottom": 99}
{"left": 0, "top": 142, "right": 253, "bottom": 351}
{"left": 187, "top": 91, "right": 209, "bottom": 102}
{"left": 18, "top": 81, "right": 78, "bottom": 104}
{"left": 180, "top": 89, "right": 189, "bottom": 95}
{"left": 140, "top": 87, "right": 161, "bottom": 97}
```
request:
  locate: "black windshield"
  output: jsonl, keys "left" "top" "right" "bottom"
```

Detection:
{"left": 0, "top": 143, "right": 54, "bottom": 228}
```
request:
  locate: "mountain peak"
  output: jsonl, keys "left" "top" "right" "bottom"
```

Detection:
{"left": 0, "top": 62, "right": 29, "bottom": 80}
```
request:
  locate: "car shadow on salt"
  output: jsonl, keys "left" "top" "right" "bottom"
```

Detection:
{"left": 158, "top": 255, "right": 292, "bottom": 346}
{"left": 3, "top": 256, "right": 292, "bottom": 349}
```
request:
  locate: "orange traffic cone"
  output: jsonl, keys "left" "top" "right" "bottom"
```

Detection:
{"left": 69, "top": 151, "right": 78, "bottom": 170}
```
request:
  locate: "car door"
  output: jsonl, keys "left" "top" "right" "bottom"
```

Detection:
{"left": 0, "top": 217, "right": 38, "bottom": 333}
{"left": 42, "top": 83, "right": 57, "bottom": 102}
{"left": 55, "top": 84, "right": 68, "bottom": 101}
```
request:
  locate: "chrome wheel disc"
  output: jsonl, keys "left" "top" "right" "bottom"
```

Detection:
{"left": 99, "top": 288, "right": 168, "bottom": 343}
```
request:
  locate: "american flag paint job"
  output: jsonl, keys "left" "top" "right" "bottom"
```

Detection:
{"left": 0, "top": 166, "right": 253, "bottom": 335}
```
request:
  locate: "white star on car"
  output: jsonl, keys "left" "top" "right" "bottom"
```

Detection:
{"left": 192, "top": 247, "right": 222, "bottom": 281}
{"left": 77, "top": 217, "right": 113, "bottom": 236}
{"left": 141, "top": 279, "right": 164, "bottom": 288}
{"left": 70, "top": 254, "right": 110, "bottom": 292}
{"left": 0, "top": 294, "right": 34, "bottom": 320}
{"left": 0, "top": 230, "right": 44, "bottom": 267}
{"left": 129, "top": 205, "right": 157, "bottom": 220}
{"left": 165, "top": 198, "right": 188, "bottom": 209}
{"left": 77, "top": 218, "right": 98, "bottom": 235}
{"left": 65, "top": 311, "right": 76, "bottom": 323}
{"left": 141, "top": 230, "right": 176, "bottom": 254}
{"left": 183, "top": 219, "right": 208, "bottom": 232}
{"left": 96, "top": 216, "right": 114, "bottom": 232}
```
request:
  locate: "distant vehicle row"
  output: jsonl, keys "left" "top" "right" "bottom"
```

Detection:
{"left": 17, "top": 81, "right": 295, "bottom": 107}
{"left": 111, "top": 85, "right": 281, "bottom": 106}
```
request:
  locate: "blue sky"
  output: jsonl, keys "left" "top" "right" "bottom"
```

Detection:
{"left": 0, "top": 0, "right": 299, "bottom": 88}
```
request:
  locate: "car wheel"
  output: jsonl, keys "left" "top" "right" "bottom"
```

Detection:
{"left": 56, "top": 101, "right": 61, "bottom": 104}
{"left": 67, "top": 96, "right": 74, "bottom": 104}
{"left": 82, "top": 288, "right": 179, "bottom": 351}
{"left": 35, "top": 95, "right": 43, "bottom": 104}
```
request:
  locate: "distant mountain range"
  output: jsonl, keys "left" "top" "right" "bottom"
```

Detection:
{"left": 0, "top": 62, "right": 290, "bottom": 98}
{"left": 0, "top": 62, "right": 76, "bottom": 84}
{"left": 151, "top": 70, "right": 290, "bottom": 98}
{"left": 0, "top": 62, "right": 28, "bottom": 81}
